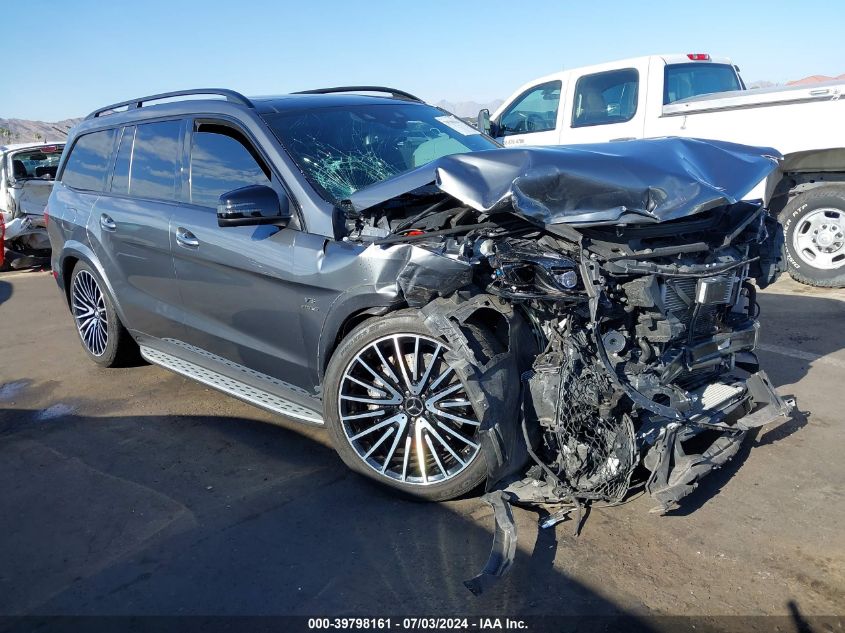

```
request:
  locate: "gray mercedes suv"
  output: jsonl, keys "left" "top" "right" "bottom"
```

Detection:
{"left": 48, "top": 87, "right": 792, "bottom": 520}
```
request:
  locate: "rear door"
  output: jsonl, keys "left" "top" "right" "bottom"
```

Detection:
{"left": 89, "top": 119, "right": 186, "bottom": 338}
{"left": 170, "top": 117, "right": 313, "bottom": 391}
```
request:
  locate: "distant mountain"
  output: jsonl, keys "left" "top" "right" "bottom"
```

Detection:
{"left": 0, "top": 117, "right": 81, "bottom": 146}
{"left": 787, "top": 73, "right": 845, "bottom": 85}
{"left": 747, "top": 73, "right": 845, "bottom": 90}
{"left": 435, "top": 99, "right": 503, "bottom": 119}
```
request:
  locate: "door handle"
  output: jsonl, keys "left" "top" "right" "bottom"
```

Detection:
{"left": 175, "top": 226, "right": 199, "bottom": 248}
{"left": 100, "top": 213, "right": 116, "bottom": 231}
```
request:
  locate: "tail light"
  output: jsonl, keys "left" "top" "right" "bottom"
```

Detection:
{"left": 687, "top": 53, "right": 711, "bottom": 61}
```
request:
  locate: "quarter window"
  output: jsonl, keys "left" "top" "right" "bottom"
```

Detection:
{"left": 498, "top": 81, "right": 561, "bottom": 136}
{"left": 189, "top": 123, "right": 271, "bottom": 208}
{"left": 61, "top": 129, "right": 118, "bottom": 191}
{"left": 572, "top": 68, "right": 639, "bottom": 127}
{"left": 129, "top": 120, "right": 182, "bottom": 201}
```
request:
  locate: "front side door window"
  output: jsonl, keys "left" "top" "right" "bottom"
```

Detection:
{"left": 497, "top": 81, "right": 562, "bottom": 137}
{"left": 189, "top": 123, "right": 272, "bottom": 208}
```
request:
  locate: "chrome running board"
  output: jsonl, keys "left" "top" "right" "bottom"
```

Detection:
{"left": 139, "top": 345, "right": 324, "bottom": 425}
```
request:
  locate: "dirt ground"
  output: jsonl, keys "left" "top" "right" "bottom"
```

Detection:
{"left": 0, "top": 271, "right": 842, "bottom": 628}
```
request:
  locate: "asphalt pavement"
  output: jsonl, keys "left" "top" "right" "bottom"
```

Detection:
{"left": 0, "top": 270, "right": 842, "bottom": 627}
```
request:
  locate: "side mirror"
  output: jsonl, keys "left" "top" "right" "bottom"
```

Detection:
{"left": 217, "top": 184, "right": 291, "bottom": 228}
{"left": 477, "top": 108, "right": 491, "bottom": 135}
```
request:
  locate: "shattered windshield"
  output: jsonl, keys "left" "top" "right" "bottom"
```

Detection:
{"left": 265, "top": 103, "right": 498, "bottom": 202}
{"left": 9, "top": 145, "right": 64, "bottom": 181}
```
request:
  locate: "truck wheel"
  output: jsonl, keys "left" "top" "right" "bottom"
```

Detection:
{"left": 323, "top": 312, "right": 493, "bottom": 501}
{"left": 781, "top": 186, "right": 845, "bottom": 288}
{"left": 69, "top": 261, "right": 138, "bottom": 367}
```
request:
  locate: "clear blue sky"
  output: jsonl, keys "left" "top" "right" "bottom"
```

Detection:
{"left": 4, "top": 0, "right": 844, "bottom": 121}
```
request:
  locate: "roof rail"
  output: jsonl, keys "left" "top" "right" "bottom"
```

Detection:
{"left": 293, "top": 86, "right": 423, "bottom": 103}
{"left": 85, "top": 89, "right": 254, "bottom": 120}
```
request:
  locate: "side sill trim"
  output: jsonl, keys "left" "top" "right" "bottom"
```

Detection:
{"left": 140, "top": 345, "right": 324, "bottom": 425}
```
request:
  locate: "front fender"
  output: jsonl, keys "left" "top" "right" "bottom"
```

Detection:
{"left": 315, "top": 242, "right": 477, "bottom": 384}
{"left": 316, "top": 282, "right": 401, "bottom": 383}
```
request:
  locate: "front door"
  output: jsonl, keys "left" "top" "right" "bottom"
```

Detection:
{"left": 170, "top": 118, "right": 313, "bottom": 392}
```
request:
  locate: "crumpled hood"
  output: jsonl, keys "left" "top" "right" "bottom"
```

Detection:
{"left": 349, "top": 137, "right": 781, "bottom": 227}
{"left": 436, "top": 138, "right": 782, "bottom": 225}
{"left": 435, "top": 137, "right": 782, "bottom": 226}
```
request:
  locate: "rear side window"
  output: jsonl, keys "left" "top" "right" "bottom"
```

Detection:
{"left": 129, "top": 120, "right": 182, "bottom": 201}
{"left": 189, "top": 123, "right": 271, "bottom": 208}
{"left": 62, "top": 129, "right": 118, "bottom": 191}
{"left": 110, "top": 126, "right": 135, "bottom": 194}
{"left": 572, "top": 68, "right": 639, "bottom": 127}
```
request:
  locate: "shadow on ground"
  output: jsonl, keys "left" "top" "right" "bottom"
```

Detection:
{"left": 0, "top": 407, "right": 656, "bottom": 626}
{"left": 647, "top": 289, "right": 844, "bottom": 516}
{"left": 0, "top": 273, "right": 840, "bottom": 631}
{"left": 0, "top": 406, "right": 832, "bottom": 632}
{"left": 756, "top": 290, "right": 845, "bottom": 388}
{"left": 0, "top": 280, "right": 12, "bottom": 306}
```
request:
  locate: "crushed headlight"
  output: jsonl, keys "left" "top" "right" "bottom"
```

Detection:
{"left": 554, "top": 270, "right": 578, "bottom": 289}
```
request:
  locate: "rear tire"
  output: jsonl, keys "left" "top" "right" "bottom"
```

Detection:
{"left": 323, "top": 311, "right": 499, "bottom": 501}
{"left": 69, "top": 261, "right": 138, "bottom": 367}
{"left": 781, "top": 186, "right": 845, "bottom": 288}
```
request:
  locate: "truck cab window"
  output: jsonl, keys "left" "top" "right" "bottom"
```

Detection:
{"left": 498, "top": 81, "right": 561, "bottom": 136}
{"left": 664, "top": 63, "right": 742, "bottom": 104}
{"left": 572, "top": 68, "right": 639, "bottom": 127}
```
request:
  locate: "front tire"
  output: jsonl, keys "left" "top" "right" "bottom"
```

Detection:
{"left": 69, "top": 261, "right": 137, "bottom": 367}
{"left": 781, "top": 186, "right": 845, "bottom": 288}
{"left": 323, "top": 312, "right": 494, "bottom": 501}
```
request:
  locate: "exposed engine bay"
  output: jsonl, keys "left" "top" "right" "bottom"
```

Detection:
{"left": 342, "top": 138, "right": 795, "bottom": 591}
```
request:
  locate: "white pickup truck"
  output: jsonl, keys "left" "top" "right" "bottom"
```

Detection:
{"left": 478, "top": 54, "right": 845, "bottom": 287}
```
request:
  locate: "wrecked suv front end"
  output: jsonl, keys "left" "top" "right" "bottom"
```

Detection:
{"left": 342, "top": 137, "right": 793, "bottom": 522}
{"left": 516, "top": 205, "right": 791, "bottom": 514}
